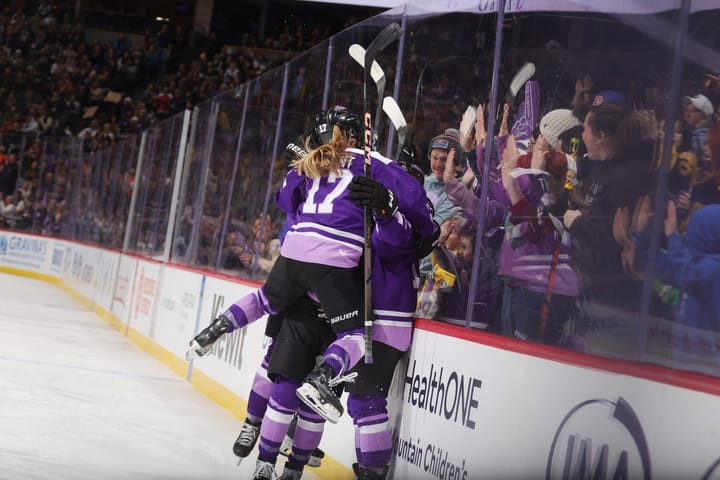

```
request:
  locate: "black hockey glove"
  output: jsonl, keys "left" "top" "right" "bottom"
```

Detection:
{"left": 283, "top": 140, "right": 308, "bottom": 165}
{"left": 348, "top": 176, "right": 399, "bottom": 219}
{"left": 413, "top": 221, "right": 440, "bottom": 258}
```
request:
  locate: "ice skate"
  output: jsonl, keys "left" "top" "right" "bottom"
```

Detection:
{"left": 252, "top": 459, "right": 277, "bottom": 480}
{"left": 185, "top": 315, "right": 233, "bottom": 360}
{"left": 278, "top": 415, "right": 325, "bottom": 467}
{"left": 232, "top": 419, "right": 260, "bottom": 460}
{"left": 277, "top": 463, "right": 303, "bottom": 480}
{"left": 296, "top": 357, "right": 357, "bottom": 424}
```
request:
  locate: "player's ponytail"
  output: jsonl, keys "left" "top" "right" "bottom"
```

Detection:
{"left": 294, "top": 126, "right": 350, "bottom": 178}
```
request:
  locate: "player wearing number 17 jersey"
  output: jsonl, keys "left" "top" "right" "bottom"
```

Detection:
{"left": 187, "top": 107, "right": 435, "bottom": 423}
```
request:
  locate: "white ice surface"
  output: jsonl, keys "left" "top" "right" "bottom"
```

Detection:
{"left": 0, "top": 273, "right": 320, "bottom": 480}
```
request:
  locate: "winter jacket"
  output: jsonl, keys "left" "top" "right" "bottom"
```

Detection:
{"left": 639, "top": 205, "right": 720, "bottom": 331}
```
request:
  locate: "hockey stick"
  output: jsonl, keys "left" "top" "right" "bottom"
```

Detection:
{"left": 361, "top": 22, "right": 402, "bottom": 365}
{"left": 382, "top": 96, "right": 407, "bottom": 160}
{"left": 507, "top": 62, "right": 535, "bottom": 106}
{"left": 349, "top": 43, "right": 386, "bottom": 150}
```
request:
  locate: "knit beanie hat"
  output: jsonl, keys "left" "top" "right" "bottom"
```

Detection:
{"left": 539, "top": 109, "right": 581, "bottom": 148}
{"left": 428, "top": 128, "right": 463, "bottom": 158}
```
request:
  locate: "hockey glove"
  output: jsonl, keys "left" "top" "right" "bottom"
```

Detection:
{"left": 413, "top": 221, "right": 440, "bottom": 258}
{"left": 348, "top": 176, "right": 399, "bottom": 219}
{"left": 283, "top": 140, "right": 308, "bottom": 166}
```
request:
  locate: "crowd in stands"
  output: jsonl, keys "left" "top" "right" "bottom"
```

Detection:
{"left": 0, "top": 0, "right": 364, "bottom": 148}
{"left": 0, "top": 0, "right": 372, "bottom": 245}
{"left": 415, "top": 70, "right": 719, "bottom": 353}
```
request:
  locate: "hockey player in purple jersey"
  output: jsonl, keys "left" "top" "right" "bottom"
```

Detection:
{"left": 187, "top": 107, "right": 436, "bottom": 426}
{"left": 248, "top": 145, "right": 435, "bottom": 480}
{"left": 230, "top": 140, "right": 326, "bottom": 468}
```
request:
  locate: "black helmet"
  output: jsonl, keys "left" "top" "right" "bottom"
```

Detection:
{"left": 309, "top": 106, "right": 361, "bottom": 148}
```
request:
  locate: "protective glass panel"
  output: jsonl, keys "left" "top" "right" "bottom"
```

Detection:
{"left": 404, "top": 10, "right": 502, "bottom": 330}
{"left": 637, "top": 4, "right": 720, "bottom": 376}
{"left": 127, "top": 114, "right": 185, "bottom": 256}
{"left": 460, "top": 4, "right": 685, "bottom": 364}
{"left": 210, "top": 68, "right": 284, "bottom": 280}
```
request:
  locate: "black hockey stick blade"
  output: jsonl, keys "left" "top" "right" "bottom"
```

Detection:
{"left": 363, "top": 23, "right": 402, "bottom": 74}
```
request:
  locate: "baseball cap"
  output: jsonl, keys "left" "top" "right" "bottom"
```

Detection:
{"left": 591, "top": 90, "right": 627, "bottom": 108}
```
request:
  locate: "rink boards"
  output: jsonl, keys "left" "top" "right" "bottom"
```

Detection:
{"left": 2, "top": 230, "right": 720, "bottom": 479}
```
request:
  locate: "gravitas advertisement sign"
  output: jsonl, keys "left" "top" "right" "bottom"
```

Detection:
{"left": 392, "top": 324, "right": 720, "bottom": 479}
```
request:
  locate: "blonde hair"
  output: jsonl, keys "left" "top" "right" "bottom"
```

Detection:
{"left": 293, "top": 126, "right": 350, "bottom": 178}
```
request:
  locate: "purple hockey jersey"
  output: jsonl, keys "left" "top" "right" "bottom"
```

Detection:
{"left": 275, "top": 148, "right": 435, "bottom": 268}
{"left": 371, "top": 213, "right": 418, "bottom": 352}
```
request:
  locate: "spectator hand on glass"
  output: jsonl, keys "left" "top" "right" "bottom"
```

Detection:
{"left": 665, "top": 200, "right": 678, "bottom": 237}
{"left": 613, "top": 206, "right": 632, "bottom": 247}
{"left": 632, "top": 195, "right": 652, "bottom": 233}
{"left": 501, "top": 135, "right": 522, "bottom": 204}
{"left": 475, "top": 104, "right": 487, "bottom": 149}
{"left": 613, "top": 205, "right": 642, "bottom": 281}
{"left": 442, "top": 148, "right": 458, "bottom": 184}
{"left": 573, "top": 74, "right": 594, "bottom": 105}
{"left": 499, "top": 103, "right": 510, "bottom": 137}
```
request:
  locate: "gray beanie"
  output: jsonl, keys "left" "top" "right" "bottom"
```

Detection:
{"left": 539, "top": 109, "right": 581, "bottom": 148}
{"left": 428, "top": 128, "right": 463, "bottom": 158}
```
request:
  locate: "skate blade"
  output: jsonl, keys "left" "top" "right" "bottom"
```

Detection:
{"left": 308, "top": 449, "right": 324, "bottom": 468}
{"left": 185, "top": 340, "right": 210, "bottom": 361}
{"left": 296, "top": 384, "right": 341, "bottom": 424}
{"left": 278, "top": 443, "right": 323, "bottom": 468}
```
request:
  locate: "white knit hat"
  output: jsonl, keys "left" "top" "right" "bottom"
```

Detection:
{"left": 539, "top": 109, "right": 581, "bottom": 148}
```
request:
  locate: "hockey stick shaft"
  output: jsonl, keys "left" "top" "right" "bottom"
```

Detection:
{"left": 361, "top": 22, "right": 402, "bottom": 365}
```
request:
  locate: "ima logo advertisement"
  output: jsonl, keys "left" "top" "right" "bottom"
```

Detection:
{"left": 0, "top": 235, "right": 6, "bottom": 254}
{"left": 547, "top": 396, "right": 720, "bottom": 479}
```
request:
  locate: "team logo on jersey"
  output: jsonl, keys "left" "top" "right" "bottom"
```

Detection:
{"left": 546, "top": 397, "right": 650, "bottom": 480}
